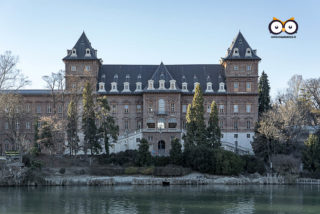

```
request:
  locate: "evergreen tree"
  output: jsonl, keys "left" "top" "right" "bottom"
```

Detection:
{"left": 169, "top": 138, "right": 183, "bottom": 165}
{"left": 258, "top": 71, "right": 271, "bottom": 116}
{"left": 31, "top": 118, "right": 41, "bottom": 156}
{"left": 82, "top": 82, "right": 100, "bottom": 155}
{"left": 192, "top": 84, "right": 207, "bottom": 145}
{"left": 67, "top": 99, "right": 80, "bottom": 156}
{"left": 303, "top": 134, "right": 320, "bottom": 173}
{"left": 137, "top": 138, "right": 151, "bottom": 166}
{"left": 38, "top": 120, "right": 54, "bottom": 154}
{"left": 97, "top": 96, "right": 119, "bottom": 156}
{"left": 207, "top": 101, "right": 221, "bottom": 148}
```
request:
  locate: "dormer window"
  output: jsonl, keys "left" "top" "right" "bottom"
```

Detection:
{"left": 182, "top": 82, "right": 188, "bottom": 92}
{"left": 169, "top": 80, "right": 176, "bottom": 90}
{"left": 135, "top": 82, "right": 142, "bottom": 92}
{"left": 233, "top": 48, "right": 239, "bottom": 56}
{"left": 159, "top": 80, "right": 165, "bottom": 90}
{"left": 123, "top": 82, "right": 130, "bottom": 92}
{"left": 193, "top": 82, "right": 199, "bottom": 92}
{"left": 85, "top": 48, "right": 91, "bottom": 57}
{"left": 71, "top": 48, "right": 77, "bottom": 56}
{"left": 206, "top": 82, "right": 213, "bottom": 92}
{"left": 218, "top": 82, "right": 226, "bottom": 92}
{"left": 111, "top": 82, "right": 118, "bottom": 92}
{"left": 148, "top": 80, "right": 154, "bottom": 90}
{"left": 98, "top": 82, "right": 106, "bottom": 92}
{"left": 245, "top": 48, "right": 252, "bottom": 57}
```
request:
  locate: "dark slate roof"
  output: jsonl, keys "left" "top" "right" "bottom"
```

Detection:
{"left": 63, "top": 32, "right": 98, "bottom": 60}
{"left": 0, "top": 89, "right": 52, "bottom": 95}
{"left": 98, "top": 63, "right": 225, "bottom": 94}
{"left": 223, "top": 32, "right": 261, "bottom": 60}
{"left": 147, "top": 62, "right": 176, "bottom": 89}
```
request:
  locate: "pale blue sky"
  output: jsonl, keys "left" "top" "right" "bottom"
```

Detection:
{"left": 0, "top": 0, "right": 319, "bottom": 97}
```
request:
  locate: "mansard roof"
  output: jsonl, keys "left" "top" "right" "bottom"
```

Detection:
{"left": 98, "top": 63, "right": 225, "bottom": 94}
{"left": 223, "top": 31, "right": 261, "bottom": 61}
{"left": 63, "top": 32, "right": 98, "bottom": 60}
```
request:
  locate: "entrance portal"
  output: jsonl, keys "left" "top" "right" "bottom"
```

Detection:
{"left": 158, "top": 140, "right": 165, "bottom": 155}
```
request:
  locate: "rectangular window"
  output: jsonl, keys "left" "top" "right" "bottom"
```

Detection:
{"left": 246, "top": 104, "right": 251, "bottom": 113}
{"left": 234, "top": 65, "right": 239, "bottom": 71}
{"left": 148, "top": 136, "right": 153, "bottom": 142}
{"left": 58, "top": 105, "right": 63, "bottom": 113}
{"left": 247, "top": 134, "right": 251, "bottom": 138}
{"left": 124, "top": 105, "right": 129, "bottom": 114}
{"left": 220, "top": 120, "right": 224, "bottom": 128}
{"left": 26, "top": 122, "right": 30, "bottom": 129}
{"left": 47, "top": 105, "right": 52, "bottom": 114}
{"left": 234, "top": 120, "right": 238, "bottom": 129}
{"left": 221, "top": 134, "right": 224, "bottom": 138}
{"left": 247, "top": 120, "right": 251, "bottom": 129}
{"left": 246, "top": 82, "right": 251, "bottom": 92}
{"left": 182, "top": 120, "right": 186, "bottom": 129}
{"left": 36, "top": 105, "right": 41, "bottom": 114}
{"left": 207, "top": 104, "right": 211, "bottom": 113}
{"left": 233, "top": 105, "right": 238, "bottom": 113}
{"left": 4, "top": 122, "right": 8, "bottom": 130}
{"left": 171, "top": 103, "right": 175, "bottom": 113}
{"left": 219, "top": 105, "right": 224, "bottom": 113}
{"left": 136, "top": 138, "right": 141, "bottom": 142}
{"left": 124, "top": 120, "right": 129, "bottom": 130}
{"left": 16, "top": 121, "right": 20, "bottom": 130}
{"left": 247, "top": 65, "right": 252, "bottom": 71}
{"left": 112, "top": 105, "right": 116, "bottom": 114}
{"left": 148, "top": 104, "right": 153, "bottom": 113}
{"left": 85, "top": 65, "right": 91, "bottom": 71}
{"left": 234, "top": 82, "right": 239, "bottom": 92}
{"left": 71, "top": 66, "right": 76, "bottom": 71}
{"left": 137, "top": 121, "right": 142, "bottom": 130}
{"left": 136, "top": 105, "right": 142, "bottom": 113}
{"left": 234, "top": 134, "right": 238, "bottom": 138}
{"left": 182, "top": 105, "right": 187, "bottom": 113}
{"left": 26, "top": 104, "right": 31, "bottom": 113}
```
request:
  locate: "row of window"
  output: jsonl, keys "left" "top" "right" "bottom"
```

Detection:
{"left": 3, "top": 104, "right": 63, "bottom": 114}
{"left": 71, "top": 65, "right": 91, "bottom": 72}
{"left": 2, "top": 121, "right": 32, "bottom": 130}
{"left": 233, "top": 82, "right": 252, "bottom": 92}
{"left": 71, "top": 48, "right": 91, "bottom": 57}
{"left": 233, "top": 48, "right": 252, "bottom": 57}
{"left": 99, "top": 81, "right": 226, "bottom": 93}
{"left": 233, "top": 65, "right": 252, "bottom": 71}
{"left": 110, "top": 103, "right": 252, "bottom": 114}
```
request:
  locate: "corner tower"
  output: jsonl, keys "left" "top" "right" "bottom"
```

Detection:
{"left": 221, "top": 32, "right": 261, "bottom": 94}
{"left": 63, "top": 32, "right": 101, "bottom": 92}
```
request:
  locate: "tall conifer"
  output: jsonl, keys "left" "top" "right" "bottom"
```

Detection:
{"left": 258, "top": 71, "right": 271, "bottom": 116}
{"left": 207, "top": 101, "right": 221, "bottom": 148}
{"left": 82, "top": 82, "right": 99, "bottom": 155}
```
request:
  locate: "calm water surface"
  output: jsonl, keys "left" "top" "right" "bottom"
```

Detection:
{"left": 0, "top": 185, "right": 320, "bottom": 214}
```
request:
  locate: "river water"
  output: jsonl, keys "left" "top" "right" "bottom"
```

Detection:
{"left": 0, "top": 185, "right": 320, "bottom": 214}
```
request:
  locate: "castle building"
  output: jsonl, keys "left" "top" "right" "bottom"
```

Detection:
{"left": 0, "top": 31, "right": 260, "bottom": 155}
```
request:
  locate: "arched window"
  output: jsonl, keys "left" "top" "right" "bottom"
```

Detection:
{"left": 158, "top": 140, "right": 165, "bottom": 154}
{"left": 245, "top": 48, "right": 252, "bottom": 57}
{"left": 158, "top": 99, "right": 165, "bottom": 114}
{"left": 233, "top": 48, "right": 239, "bottom": 56}
{"left": 85, "top": 48, "right": 91, "bottom": 56}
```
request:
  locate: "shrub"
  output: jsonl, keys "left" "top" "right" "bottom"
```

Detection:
{"left": 242, "top": 155, "right": 266, "bottom": 174}
{"left": 30, "top": 160, "right": 43, "bottom": 170}
{"left": 271, "top": 154, "right": 300, "bottom": 174}
{"left": 124, "top": 167, "right": 139, "bottom": 175}
{"left": 169, "top": 138, "right": 183, "bottom": 165}
{"left": 102, "top": 150, "right": 138, "bottom": 166}
{"left": 140, "top": 166, "right": 155, "bottom": 175}
{"left": 59, "top": 168, "right": 66, "bottom": 174}
{"left": 214, "top": 149, "right": 244, "bottom": 175}
{"left": 136, "top": 138, "right": 152, "bottom": 167}
{"left": 152, "top": 156, "right": 170, "bottom": 167}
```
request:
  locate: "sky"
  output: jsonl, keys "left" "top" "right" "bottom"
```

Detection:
{"left": 0, "top": 0, "right": 319, "bottom": 97}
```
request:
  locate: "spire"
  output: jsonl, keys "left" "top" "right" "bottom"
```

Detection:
{"left": 223, "top": 31, "right": 260, "bottom": 60}
{"left": 63, "top": 32, "right": 98, "bottom": 60}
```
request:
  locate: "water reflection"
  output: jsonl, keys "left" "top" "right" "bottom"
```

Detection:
{"left": 0, "top": 185, "right": 320, "bottom": 214}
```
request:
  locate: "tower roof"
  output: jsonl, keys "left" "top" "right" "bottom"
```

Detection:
{"left": 223, "top": 31, "right": 261, "bottom": 60}
{"left": 63, "top": 32, "right": 98, "bottom": 60}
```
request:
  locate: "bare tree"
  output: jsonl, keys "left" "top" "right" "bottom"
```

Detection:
{"left": 0, "top": 51, "right": 30, "bottom": 90}
{"left": 42, "top": 70, "right": 65, "bottom": 116}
